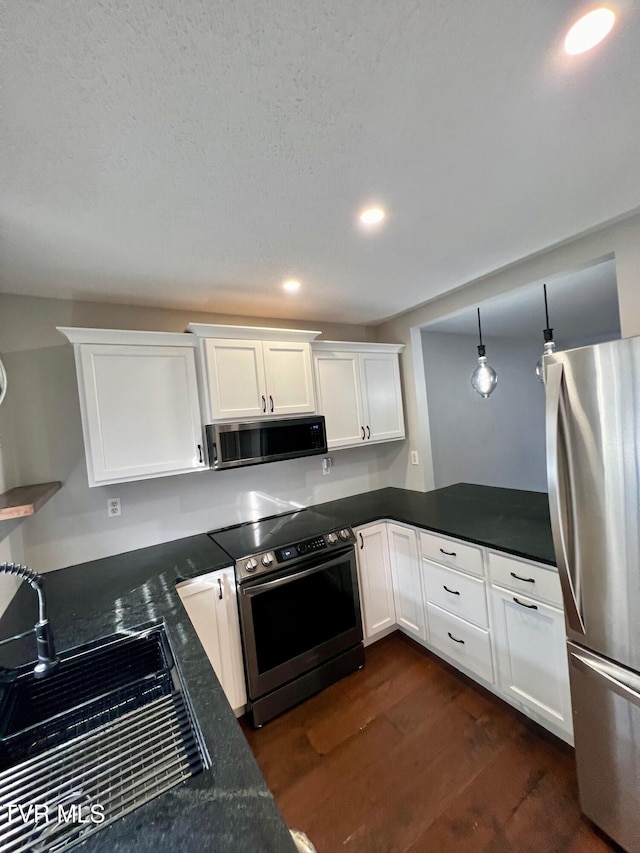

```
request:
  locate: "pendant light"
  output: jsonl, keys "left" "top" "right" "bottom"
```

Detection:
{"left": 471, "top": 308, "right": 498, "bottom": 398}
{"left": 535, "top": 284, "right": 556, "bottom": 384}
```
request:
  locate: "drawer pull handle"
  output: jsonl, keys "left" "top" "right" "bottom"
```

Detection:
{"left": 217, "top": 578, "right": 223, "bottom": 600}
{"left": 359, "top": 532, "right": 364, "bottom": 550}
{"left": 443, "top": 585, "right": 460, "bottom": 596}
{"left": 197, "top": 443, "right": 203, "bottom": 463}
{"left": 361, "top": 426, "right": 366, "bottom": 440}
{"left": 447, "top": 631, "right": 465, "bottom": 644}
{"left": 510, "top": 571, "right": 535, "bottom": 583}
{"left": 269, "top": 395, "right": 274, "bottom": 413}
{"left": 261, "top": 395, "right": 267, "bottom": 413}
{"left": 513, "top": 597, "right": 537, "bottom": 610}
{"left": 440, "top": 548, "right": 457, "bottom": 557}
{"left": 366, "top": 425, "right": 371, "bottom": 439}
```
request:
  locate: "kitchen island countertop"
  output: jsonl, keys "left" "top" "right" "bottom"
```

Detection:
{"left": 0, "top": 481, "right": 555, "bottom": 851}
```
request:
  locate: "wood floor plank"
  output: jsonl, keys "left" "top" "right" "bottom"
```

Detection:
{"left": 241, "top": 632, "right": 619, "bottom": 853}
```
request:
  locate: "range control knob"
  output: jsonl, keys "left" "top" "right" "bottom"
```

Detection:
{"left": 297, "top": 543, "right": 308, "bottom": 554}
{"left": 261, "top": 553, "right": 274, "bottom": 567}
{"left": 245, "top": 558, "right": 258, "bottom": 573}
{"left": 326, "top": 532, "right": 338, "bottom": 545}
{"left": 338, "top": 529, "right": 351, "bottom": 541}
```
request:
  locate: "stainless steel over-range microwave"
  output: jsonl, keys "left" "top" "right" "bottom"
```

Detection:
{"left": 205, "top": 416, "right": 327, "bottom": 470}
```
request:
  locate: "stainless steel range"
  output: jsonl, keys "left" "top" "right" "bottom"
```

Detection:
{"left": 209, "top": 509, "right": 364, "bottom": 727}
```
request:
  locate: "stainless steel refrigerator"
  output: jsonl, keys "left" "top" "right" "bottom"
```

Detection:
{"left": 546, "top": 337, "right": 640, "bottom": 853}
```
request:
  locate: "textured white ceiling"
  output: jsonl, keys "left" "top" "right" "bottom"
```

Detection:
{"left": 1, "top": 1, "right": 639, "bottom": 325}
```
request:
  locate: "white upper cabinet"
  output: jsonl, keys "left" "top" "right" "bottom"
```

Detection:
{"left": 313, "top": 351, "right": 364, "bottom": 448}
{"left": 188, "top": 324, "right": 319, "bottom": 422}
{"left": 312, "top": 342, "right": 405, "bottom": 449}
{"left": 359, "top": 351, "right": 405, "bottom": 443}
{"left": 58, "top": 329, "right": 206, "bottom": 487}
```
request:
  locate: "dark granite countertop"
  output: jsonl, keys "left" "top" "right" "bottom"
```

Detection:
{"left": 0, "top": 535, "right": 298, "bottom": 853}
{"left": 0, "top": 482, "right": 555, "bottom": 852}
{"left": 312, "top": 482, "right": 556, "bottom": 567}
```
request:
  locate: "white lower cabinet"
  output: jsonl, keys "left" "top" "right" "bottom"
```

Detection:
{"left": 355, "top": 522, "right": 573, "bottom": 744}
{"left": 427, "top": 602, "right": 494, "bottom": 685}
{"left": 177, "top": 568, "right": 247, "bottom": 715}
{"left": 354, "top": 522, "right": 396, "bottom": 644}
{"left": 490, "top": 583, "right": 573, "bottom": 741}
{"left": 387, "top": 524, "right": 427, "bottom": 642}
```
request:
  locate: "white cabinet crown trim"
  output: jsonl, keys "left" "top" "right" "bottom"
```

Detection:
{"left": 57, "top": 327, "right": 198, "bottom": 347}
{"left": 187, "top": 323, "right": 321, "bottom": 342}
{"left": 312, "top": 340, "right": 405, "bottom": 354}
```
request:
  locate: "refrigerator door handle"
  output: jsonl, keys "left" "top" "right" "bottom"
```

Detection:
{"left": 569, "top": 644, "right": 640, "bottom": 710}
{"left": 546, "top": 361, "right": 586, "bottom": 634}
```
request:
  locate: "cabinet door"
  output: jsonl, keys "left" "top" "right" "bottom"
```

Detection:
{"left": 177, "top": 569, "right": 247, "bottom": 714}
{"left": 78, "top": 344, "right": 205, "bottom": 486}
{"left": 388, "top": 524, "right": 427, "bottom": 642}
{"left": 355, "top": 523, "right": 396, "bottom": 643}
{"left": 204, "top": 339, "right": 267, "bottom": 419}
{"left": 313, "top": 350, "right": 365, "bottom": 448}
{"left": 359, "top": 352, "right": 405, "bottom": 443}
{"left": 262, "top": 341, "right": 316, "bottom": 416}
{"left": 491, "top": 585, "right": 572, "bottom": 737}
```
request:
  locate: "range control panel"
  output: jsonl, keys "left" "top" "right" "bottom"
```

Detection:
{"left": 236, "top": 527, "right": 355, "bottom": 582}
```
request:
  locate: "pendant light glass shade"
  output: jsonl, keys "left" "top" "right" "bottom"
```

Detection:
{"left": 471, "top": 308, "right": 498, "bottom": 398}
{"left": 536, "top": 284, "right": 556, "bottom": 384}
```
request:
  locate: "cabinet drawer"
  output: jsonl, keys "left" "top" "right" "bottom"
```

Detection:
{"left": 419, "top": 531, "right": 484, "bottom": 577}
{"left": 423, "top": 560, "right": 488, "bottom": 628}
{"left": 427, "top": 603, "right": 494, "bottom": 684}
{"left": 488, "top": 552, "right": 562, "bottom": 607}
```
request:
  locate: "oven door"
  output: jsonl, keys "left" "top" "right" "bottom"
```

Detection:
{"left": 238, "top": 546, "right": 362, "bottom": 700}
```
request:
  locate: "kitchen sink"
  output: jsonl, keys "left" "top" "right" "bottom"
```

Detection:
{"left": 0, "top": 623, "right": 208, "bottom": 852}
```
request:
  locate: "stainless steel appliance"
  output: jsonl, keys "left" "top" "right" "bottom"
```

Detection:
{"left": 546, "top": 337, "right": 640, "bottom": 852}
{"left": 209, "top": 509, "right": 364, "bottom": 727}
{"left": 205, "top": 415, "right": 327, "bottom": 470}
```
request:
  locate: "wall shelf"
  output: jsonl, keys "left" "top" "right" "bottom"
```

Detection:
{"left": 0, "top": 482, "right": 62, "bottom": 521}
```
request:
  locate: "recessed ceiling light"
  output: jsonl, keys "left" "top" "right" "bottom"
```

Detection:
{"left": 282, "top": 279, "right": 301, "bottom": 292}
{"left": 359, "top": 207, "right": 386, "bottom": 226}
{"left": 564, "top": 8, "right": 616, "bottom": 55}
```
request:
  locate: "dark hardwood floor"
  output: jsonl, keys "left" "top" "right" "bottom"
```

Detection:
{"left": 241, "top": 632, "right": 621, "bottom": 853}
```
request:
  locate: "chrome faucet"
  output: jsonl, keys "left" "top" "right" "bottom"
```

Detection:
{"left": 0, "top": 562, "right": 59, "bottom": 677}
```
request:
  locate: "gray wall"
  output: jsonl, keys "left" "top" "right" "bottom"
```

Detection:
{"left": 422, "top": 332, "right": 547, "bottom": 492}
{"left": 0, "top": 294, "right": 396, "bottom": 615}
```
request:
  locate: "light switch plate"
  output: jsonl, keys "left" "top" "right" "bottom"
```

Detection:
{"left": 410, "top": 451, "right": 419, "bottom": 465}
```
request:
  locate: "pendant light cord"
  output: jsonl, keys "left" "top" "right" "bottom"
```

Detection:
{"left": 543, "top": 283, "right": 550, "bottom": 329}
{"left": 477, "top": 307, "right": 483, "bottom": 347}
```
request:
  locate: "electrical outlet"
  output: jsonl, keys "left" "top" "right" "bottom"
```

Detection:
{"left": 410, "top": 450, "right": 419, "bottom": 465}
{"left": 321, "top": 457, "right": 332, "bottom": 476}
{"left": 107, "top": 497, "right": 121, "bottom": 517}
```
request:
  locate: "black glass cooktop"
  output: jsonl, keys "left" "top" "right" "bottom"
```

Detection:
{"left": 208, "top": 508, "right": 342, "bottom": 559}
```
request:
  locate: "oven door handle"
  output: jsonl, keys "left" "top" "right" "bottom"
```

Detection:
{"left": 241, "top": 547, "right": 355, "bottom": 596}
